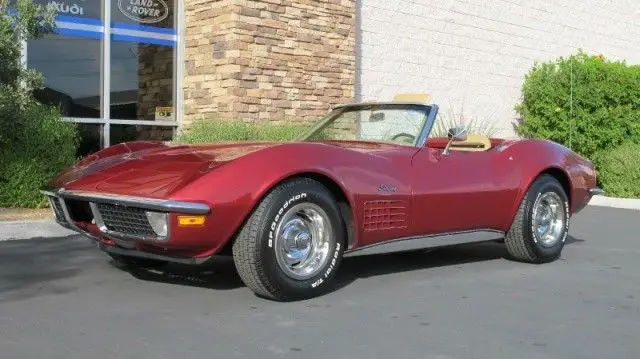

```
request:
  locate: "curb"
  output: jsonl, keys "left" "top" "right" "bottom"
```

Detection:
{"left": 0, "top": 220, "right": 75, "bottom": 242}
{"left": 587, "top": 195, "right": 640, "bottom": 211}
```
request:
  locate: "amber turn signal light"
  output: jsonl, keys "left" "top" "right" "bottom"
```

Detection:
{"left": 177, "top": 215, "right": 206, "bottom": 227}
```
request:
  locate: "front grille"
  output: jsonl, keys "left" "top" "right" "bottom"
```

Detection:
{"left": 96, "top": 203, "right": 157, "bottom": 238}
{"left": 48, "top": 196, "right": 68, "bottom": 224}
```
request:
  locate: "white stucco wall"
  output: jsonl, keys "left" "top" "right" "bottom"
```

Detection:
{"left": 357, "top": 0, "right": 640, "bottom": 138}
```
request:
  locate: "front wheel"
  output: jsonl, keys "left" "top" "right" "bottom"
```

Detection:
{"left": 505, "top": 174, "right": 570, "bottom": 263}
{"left": 232, "top": 178, "right": 345, "bottom": 301}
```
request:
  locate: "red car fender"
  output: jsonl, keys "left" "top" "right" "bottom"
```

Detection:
{"left": 169, "top": 143, "right": 363, "bottom": 256}
{"left": 500, "top": 139, "right": 591, "bottom": 231}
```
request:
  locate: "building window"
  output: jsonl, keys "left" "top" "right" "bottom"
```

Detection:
{"left": 110, "top": 0, "right": 176, "bottom": 123}
{"left": 25, "top": 0, "right": 180, "bottom": 157}
{"left": 29, "top": 34, "right": 103, "bottom": 118}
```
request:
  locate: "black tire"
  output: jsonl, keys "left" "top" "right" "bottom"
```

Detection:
{"left": 232, "top": 178, "right": 346, "bottom": 301}
{"left": 108, "top": 253, "right": 169, "bottom": 269}
{"left": 505, "top": 174, "right": 570, "bottom": 263}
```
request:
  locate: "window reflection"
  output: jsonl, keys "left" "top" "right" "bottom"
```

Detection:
{"left": 27, "top": 0, "right": 103, "bottom": 118}
{"left": 110, "top": 0, "right": 175, "bottom": 121}
{"left": 28, "top": 35, "right": 102, "bottom": 118}
{"left": 110, "top": 42, "right": 174, "bottom": 121}
{"left": 24, "top": 0, "right": 178, "bottom": 152}
{"left": 77, "top": 123, "right": 103, "bottom": 156}
{"left": 110, "top": 125, "right": 174, "bottom": 145}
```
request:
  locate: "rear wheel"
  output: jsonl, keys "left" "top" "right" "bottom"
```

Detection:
{"left": 505, "top": 174, "right": 570, "bottom": 263}
{"left": 232, "top": 178, "right": 345, "bottom": 301}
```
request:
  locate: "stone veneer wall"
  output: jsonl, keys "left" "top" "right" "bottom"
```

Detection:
{"left": 183, "top": 0, "right": 356, "bottom": 125}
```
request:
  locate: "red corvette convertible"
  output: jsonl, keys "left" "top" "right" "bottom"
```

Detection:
{"left": 42, "top": 96, "right": 603, "bottom": 300}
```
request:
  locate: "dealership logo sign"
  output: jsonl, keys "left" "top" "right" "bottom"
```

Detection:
{"left": 48, "top": 1, "right": 85, "bottom": 16}
{"left": 118, "top": 0, "right": 169, "bottom": 24}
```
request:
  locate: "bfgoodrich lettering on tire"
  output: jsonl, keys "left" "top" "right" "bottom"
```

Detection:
{"left": 505, "top": 174, "right": 570, "bottom": 263}
{"left": 232, "top": 178, "right": 346, "bottom": 301}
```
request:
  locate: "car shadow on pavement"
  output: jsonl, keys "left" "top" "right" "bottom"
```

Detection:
{"left": 119, "top": 235, "right": 585, "bottom": 298}
{"left": 119, "top": 256, "right": 245, "bottom": 291}
{"left": 330, "top": 235, "right": 585, "bottom": 294}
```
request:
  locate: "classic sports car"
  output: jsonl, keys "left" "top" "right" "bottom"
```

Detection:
{"left": 42, "top": 94, "right": 603, "bottom": 301}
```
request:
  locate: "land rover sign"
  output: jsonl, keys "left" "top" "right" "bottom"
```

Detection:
{"left": 118, "top": 0, "right": 169, "bottom": 24}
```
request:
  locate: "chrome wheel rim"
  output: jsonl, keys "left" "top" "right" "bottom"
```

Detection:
{"left": 274, "top": 203, "right": 333, "bottom": 280}
{"left": 532, "top": 192, "right": 566, "bottom": 247}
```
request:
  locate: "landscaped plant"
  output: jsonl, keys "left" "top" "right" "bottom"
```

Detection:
{"left": 174, "top": 119, "right": 313, "bottom": 144}
{"left": 429, "top": 106, "right": 501, "bottom": 138}
{"left": 0, "top": 0, "right": 78, "bottom": 208}
{"left": 595, "top": 143, "right": 640, "bottom": 199}
{"left": 515, "top": 50, "right": 640, "bottom": 159}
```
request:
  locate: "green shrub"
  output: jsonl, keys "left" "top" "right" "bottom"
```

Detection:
{"left": 174, "top": 120, "right": 312, "bottom": 144}
{"left": 0, "top": 102, "right": 78, "bottom": 207}
{"left": 0, "top": 1, "right": 78, "bottom": 208}
{"left": 515, "top": 51, "right": 640, "bottom": 159}
{"left": 595, "top": 143, "right": 640, "bottom": 199}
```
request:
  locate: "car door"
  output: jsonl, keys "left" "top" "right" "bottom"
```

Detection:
{"left": 409, "top": 145, "right": 521, "bottom": 236}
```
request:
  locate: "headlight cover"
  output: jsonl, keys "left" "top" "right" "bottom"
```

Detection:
{"left": 145, "top": 211, "right": 168, "bottom": 237}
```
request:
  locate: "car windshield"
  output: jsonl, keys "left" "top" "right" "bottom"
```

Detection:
{"left": 298, "top": 103, "right": 432, "bottom": 146}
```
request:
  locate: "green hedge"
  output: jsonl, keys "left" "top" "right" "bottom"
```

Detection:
{"left": 1, "top": 1, "right": 78, "bottom": 208}
{"left": 0, "top": 102, "right": 78, "bottom": 208}
{"left": 515, "top": 51, "right": 640, "bottom": 159}
{"left": 595, "top": 143, "right": 640, "bottom": 198}
{"left": 174, "top": 120, "right": 312, "bottom": 144}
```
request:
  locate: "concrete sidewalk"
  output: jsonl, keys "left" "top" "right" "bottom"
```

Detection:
{"left": 0, "top": 220, "right": 75, "bottom": 241}
{"left": 0, "top": 196, "right": 638, "bottom": 242}
{"left": 588, "top": 195, "right": 640, "bottom": 211}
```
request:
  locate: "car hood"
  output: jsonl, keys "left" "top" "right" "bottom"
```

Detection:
{"left": 50, "top": 142, "right": 282, "bottom": 197}
{"left": 50, "top": 140, "right": 409, "bottom": 198}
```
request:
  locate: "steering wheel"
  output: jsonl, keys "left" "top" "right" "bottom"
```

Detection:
{"left": 391, "top": 133, "right": 416, "bottom": 144}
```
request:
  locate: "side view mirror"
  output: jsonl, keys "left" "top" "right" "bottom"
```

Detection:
{"left": 442, "top": 127, "right": 468, "bottom": 155}
{"left": 447, "top": 127, "right": 468, "bottom": 141}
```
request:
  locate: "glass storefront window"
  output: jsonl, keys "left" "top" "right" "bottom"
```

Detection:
{"left": 23, "top": 0, "right": 179, "bottom": 156}
{"left": 28, "top": 0, "right": 104, "bottom": 118}
{"left": 110, "top": 124, "right": 174, "bottom": 145}
{"left": 110, "top": 0, "right": 176, "bottom": 121}
{"left": 77, "top": 123, "right": 103, "bottom": 156}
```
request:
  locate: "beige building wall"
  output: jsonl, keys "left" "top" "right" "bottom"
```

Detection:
{"left": 358, "top": 0, "right": 640, "bottom": 138}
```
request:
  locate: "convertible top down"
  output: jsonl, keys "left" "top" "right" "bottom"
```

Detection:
{"left": 43, "top": 94, "right": 603, "bottom": 300}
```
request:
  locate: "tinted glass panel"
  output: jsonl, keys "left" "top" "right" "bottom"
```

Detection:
{"left": 110, "top": 0, "right": 176, "bottom": 121}
{"left": 77, "top": 123, "right": 103, "bottom": 157}
{"left": 110, "top": 124, "right": 174, "bottom": 145}
{"left": 27, "top": 1, "right": 103, "bottom": 118}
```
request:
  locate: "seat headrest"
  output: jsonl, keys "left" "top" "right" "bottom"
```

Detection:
{"left": 392, "top": 93, "right": 432, "bottom": 103}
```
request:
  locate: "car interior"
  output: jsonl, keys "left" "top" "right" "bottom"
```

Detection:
{"left": 426, "top": 135, "right": 499, "bottom": 152}
{"left": 448, "top": 135, "right": 493, "bottom": 151}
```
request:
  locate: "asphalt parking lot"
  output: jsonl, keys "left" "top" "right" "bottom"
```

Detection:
{"left": 1, "top": 205, "right": 639, "bottom": 359}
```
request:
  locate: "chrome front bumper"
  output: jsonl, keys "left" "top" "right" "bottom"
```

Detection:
{"left": 40, "top": 188, "right": 211, "bottom": 241}
{"left": 589, "top": 188, "right": 606, "bottom": 196}
{"left": 42, "top": 188, "right": 210, "bottom": 214}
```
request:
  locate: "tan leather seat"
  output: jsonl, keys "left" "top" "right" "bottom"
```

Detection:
{"left": 450, "top": 134, "right": 492, "bottom": 152}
